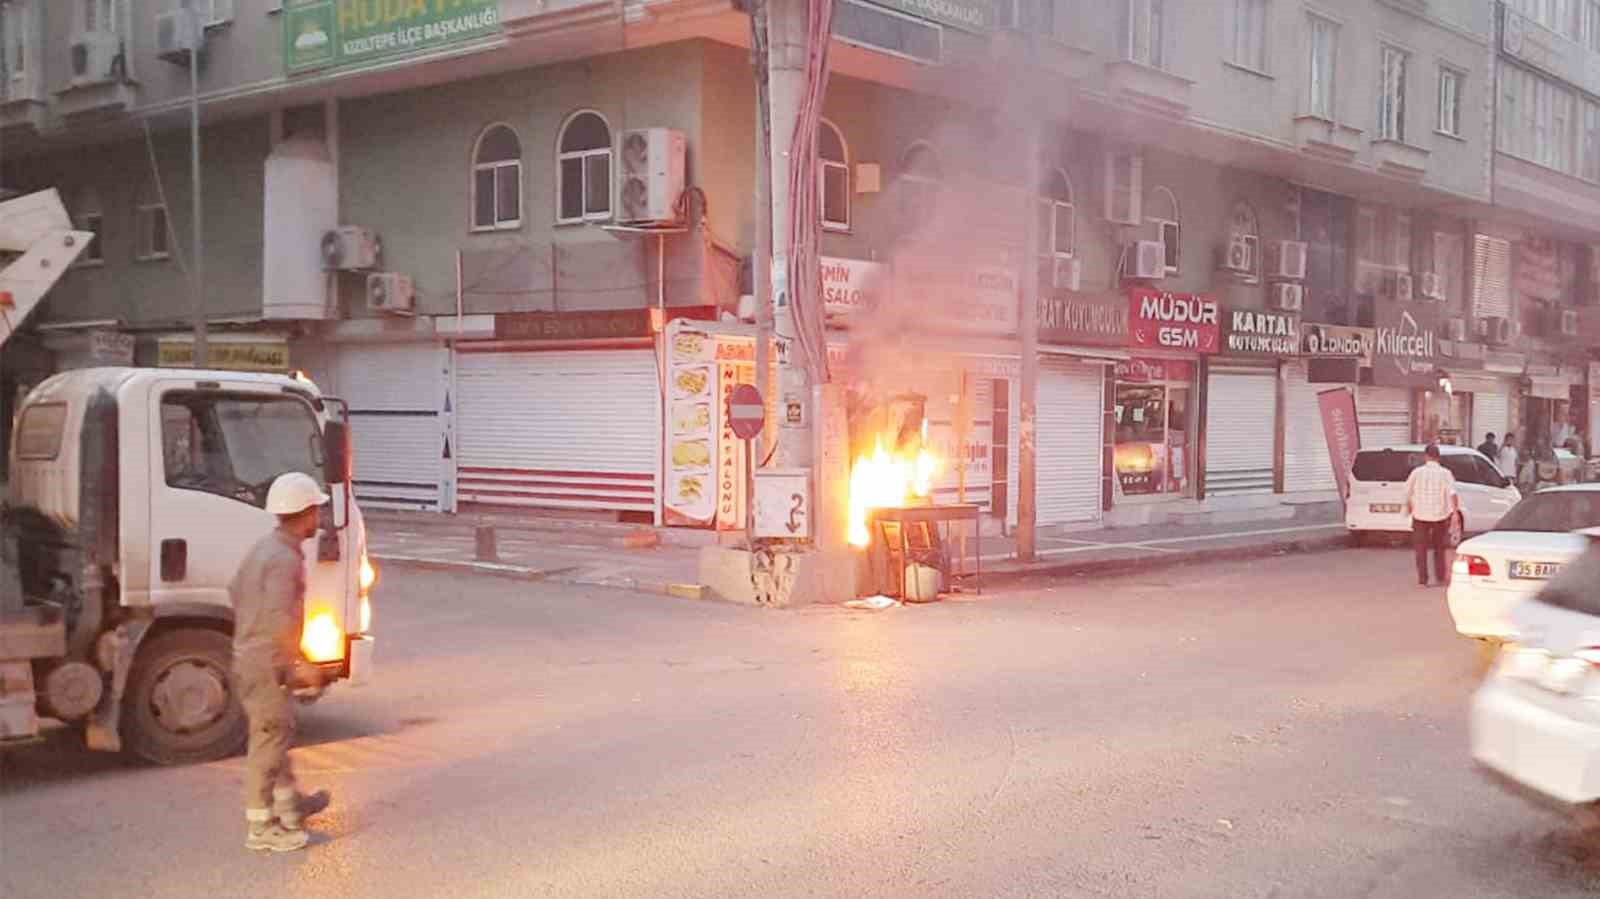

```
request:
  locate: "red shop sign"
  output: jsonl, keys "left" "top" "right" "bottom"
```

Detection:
{"left": 1128, "top": 288, "right": 1220, "bottom": 354}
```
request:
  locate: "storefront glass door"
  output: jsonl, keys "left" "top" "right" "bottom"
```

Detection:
{"left": 1113, "top": 374, "right": 1195, "bottom": 499}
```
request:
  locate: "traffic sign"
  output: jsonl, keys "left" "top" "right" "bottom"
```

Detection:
{"left": 728, "top": 383, "right": 765, "bottom": 440}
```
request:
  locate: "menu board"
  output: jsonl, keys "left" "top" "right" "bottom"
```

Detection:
{"left": 664, "top": 320, "right": 716, "bottom": 526}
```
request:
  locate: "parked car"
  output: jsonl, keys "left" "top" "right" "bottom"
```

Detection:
{"left": 1472, "top": 533, "right": 1600, "bottom": 812}
{"left": 1345, "top": 445, "right": 1521, "bottom": 546}
{"left": 1447, "top": 485, "right": 1600, "bottom": 646}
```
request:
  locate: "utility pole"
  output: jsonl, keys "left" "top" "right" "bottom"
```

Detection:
{"left": 750, "top": 0, "right": 775, "bottom": 469}
{"left": 1017, "top": 121, "right": 1041, "bottom": 562}
{"left": 189, "top": 36, "right": 208, "bottom": 369}
{"left": 765, "top": 0, "right": 812, "bottom": 472}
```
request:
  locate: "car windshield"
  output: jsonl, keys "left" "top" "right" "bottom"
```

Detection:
{"left": 1351, "top": 451, "right": 1423, "bottom": 482}
{"left": 1493, "top": 491, "right": 1600, "bottom": 534}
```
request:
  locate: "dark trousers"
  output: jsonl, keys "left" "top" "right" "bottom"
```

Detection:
{"left": 1412, "top": 518, "right": 1451, "bottom": 585}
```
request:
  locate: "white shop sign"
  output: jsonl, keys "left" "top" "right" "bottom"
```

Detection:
{"left": 821, "top": 256, "right": 890, "bottom": 318}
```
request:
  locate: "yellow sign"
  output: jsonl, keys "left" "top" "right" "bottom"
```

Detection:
{"left": 158, "top": 338, "right": 290, "bottom": 372}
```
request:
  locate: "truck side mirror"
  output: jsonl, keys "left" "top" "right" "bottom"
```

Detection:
{"left": 324, "top": 421, "right": 352, "bottom": 485}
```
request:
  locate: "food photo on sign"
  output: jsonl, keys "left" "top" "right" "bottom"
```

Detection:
{"left": 664, "top": 320, "right": 718, "bottom": 526}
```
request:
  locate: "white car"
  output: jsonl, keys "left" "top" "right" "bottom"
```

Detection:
{"left": 1345, "top": 445, "right": 1522, "bottom": 545}
{"left": 1472, "top": 541, "right": 1600, "bottom": 810}
{"left": 1448, "top": 485, "right": 1600, "bottom": 643}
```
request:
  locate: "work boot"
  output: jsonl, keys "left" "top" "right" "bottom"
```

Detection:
{"left": 274, "top": 788, "right": 331, "bottom": 829}
{"left": 246, "top": 821, "right": 309, "bottom": 853}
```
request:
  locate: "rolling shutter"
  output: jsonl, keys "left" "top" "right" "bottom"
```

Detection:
{"left": 1471, "top": 389, "right": 1510, "bottom": 446}
{"left": 1036, "top": 358, "right": 1104, "bottom": 525}
{"left": 1356, "top": 385, "right": 1412, "bottom": 447}
{"left": 455, "top": 348, "right": 659, "bottom": 513}
{"left": 1283, "top": 361, "right": 1338, "bottom": 495}
{"left": 1203, "top": 366, "right": 1277, "bottom": 496}
{"left": 333, "top": 343, "right": 447, "bottom": 511}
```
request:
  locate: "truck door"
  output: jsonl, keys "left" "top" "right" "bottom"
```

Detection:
{"left": 148, "top": 381, "right": 327, "bottom": 609}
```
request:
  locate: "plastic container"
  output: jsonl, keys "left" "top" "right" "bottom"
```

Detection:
{"left": 904, "top": 562, "right": 941, "bottom": 603}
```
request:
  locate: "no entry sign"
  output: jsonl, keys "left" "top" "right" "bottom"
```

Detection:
{"left": 728, "top": 383, "right": 765, "bottom": 440}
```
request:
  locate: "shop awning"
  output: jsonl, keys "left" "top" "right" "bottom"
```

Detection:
{"left": 1039, "top": 345, "right": 1129, "bottom": 363}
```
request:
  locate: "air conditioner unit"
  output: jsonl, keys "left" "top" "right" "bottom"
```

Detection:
{"left": 1270, "top": 282, "right": 1304, "bottom": 312}
{"left": 1264, "top": 240, "right": 1308, "bottom": 281}
{"left": 617, "top": 127, "right": 687, "bottom": 225}
{"left": 204, "top": 0, "right": 237, "bottom": 27}
{"left": 1510, "top": 316, "right": 1524, "bottom": 340}
{"left": 1385, "top": 272, "right": 1414, "bottom": 303}
{"left": 156, "top": 8, "right": 204, "bottom": 65}
{"left": 1127, "top": 240, "right": 1165, "bottom": 280}
{"left": 1052, "top": 256, "right": 1082, "bottom": 291}
{"left": 366, "top": 272, "right": 415, "bottom": 315}
{"left": 68, "top": 31, "right": 121, "bottom": 87}
{"left": 1419, "top": 271, "right": 1445, "bottom": 302}
{"left": 6, "top": 69, "right": 40, "bottom": 104}
{"left": 1562, "top": 308, "right": 1580, "bottom": 336}
{"left": 1356, "top": 265, "right": 1382, "bottom": 296}
{"left": 1221, "top": 235, "right": 1254, "bottom": 274}
{"left": 1447, "top": 317, "right": 1468, "bottom": 341}
{"left": 320, "top": 226, "right": 381, "bottom": 271}
{"left": 1482, "top": 315, "right": 1513, "bottom": 345}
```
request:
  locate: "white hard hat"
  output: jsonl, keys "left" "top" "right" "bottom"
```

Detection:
{"left": 265, "top": 472, "right": 330, "bottom": 515}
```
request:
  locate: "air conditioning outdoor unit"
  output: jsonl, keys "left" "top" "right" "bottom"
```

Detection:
{"left": 1126, "top": 240, "right": 1165, "bottom": 280}
{"left": 366, "top": 272, "right": 415, "bottom": 315}
{"left": 204, "top": 0, "right": 237, "bottom": 27}
{"left": 68, "top": 31, "right": 121, "bottom": 87}
{"left": 617, "top": 127, "right": 687, "bottom": 225}
{"left": 156, "top": 8, "right": 204, "bottom": 65}
{"left": 1270, "top": 282, "right": 1304, "bottom": 312}
{"left": 320, "top": 226, "right": 381, "bottom": 271}
{"left": 7, "top": 69, "right": 39, "bottom": 104}
{"left": 1052, "top": 256, "right": 1082, "bottom": 291}
{"left": 1447, "top": 318, "right": 1468, "bottom": 341}
{"left": 1221, "top": 235, "right": 1254, "bottom": 275}
{"left": 1562, "top": 308, "right": 1580, "bottom": 336}
{"left": 1356, "top": 265, "right": 1382, "bottom": 296}
{"left": 1264, "top": 240, "right": 1308, "bottom": 281}
{"left": 1481, "top": 315, "right": 1514, "bottom": 345}
{"left": 1386, "top": 272, "right": 1414, "bottom": 303}
{"left": 1419, "top": 271, "right": 1445, "bottom": 301}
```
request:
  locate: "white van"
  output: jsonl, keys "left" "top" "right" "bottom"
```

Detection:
{"left": 1345, "top": 445, "right": 1522, "bottom": 545}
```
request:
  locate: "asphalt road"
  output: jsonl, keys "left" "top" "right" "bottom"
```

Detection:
{"left": 5, "top": 547, "right": 1600, "bottom": 898}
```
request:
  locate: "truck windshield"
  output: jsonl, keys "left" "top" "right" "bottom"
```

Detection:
{"left": 162, "top": 392, "right": 325, "bottom": 508}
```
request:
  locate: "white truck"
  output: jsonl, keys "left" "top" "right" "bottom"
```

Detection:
{"left": 0, "top": 190, "right": 375, "bottom": 764}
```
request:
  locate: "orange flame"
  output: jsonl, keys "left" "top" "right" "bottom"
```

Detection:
{"left": 847, "top": 427, "right": 940, "bottom": 548}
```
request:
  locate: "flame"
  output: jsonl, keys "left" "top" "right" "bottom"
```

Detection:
{"left": 846, "top": 430, "right": 941, "bottom": 548}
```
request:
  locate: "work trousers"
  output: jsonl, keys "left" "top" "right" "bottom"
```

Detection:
{"left": 1412, "top": 518, "right": 1451, "bottom": 586}
{"left": 236, "top": 666, "right": 299, "bottom": 814}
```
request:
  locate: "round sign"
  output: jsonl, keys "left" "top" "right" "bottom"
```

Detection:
{"left": 728, "top": 383, "right": 765, "bottom": 441}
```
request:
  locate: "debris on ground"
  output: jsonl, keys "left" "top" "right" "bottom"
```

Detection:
{"left": 844, "top": 595, "right": 901, "bottom": 610}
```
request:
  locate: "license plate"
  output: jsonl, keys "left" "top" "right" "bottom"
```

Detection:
{"left": 1370, "top": 503, "right": 1403, "bottom": 514}
{"left": 1510, "top": 560, "right": 1562, "bottom": 580}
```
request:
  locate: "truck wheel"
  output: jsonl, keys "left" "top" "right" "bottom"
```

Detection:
{"left": 122, "top": 629, "right": 246, "bottom": 765}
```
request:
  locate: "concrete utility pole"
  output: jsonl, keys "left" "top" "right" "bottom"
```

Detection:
{"left": 765, "top": 0, "right": 812, "bottom": 472}
{"left": 189, "top": 37, "right": 208, "bottom": 368}
{"left": 1016, "top": 122, "right": 1041, "bottom": 562}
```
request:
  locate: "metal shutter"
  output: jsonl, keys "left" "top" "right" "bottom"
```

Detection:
{"left": 1036, "top": 358, "right": 1103, "bottom": 525}
{"left": 1283, "top": 361, "right": 1338, "bottom": 494}
{"left": 1471, "top": 390, "right": 1510, "bottom": 446}
{"left": 1204, "top": 367, "right": 1277, "bottom": 496}
{"left": 455, "top": 348, "right": 659, "bottom": 513}
{"left": 1472, "top": 234, "right": 1512, "bottom": 319}
{"left": 332, "top": 343, "right": 446, "bottom": 511}
{"left": 1357, "top": 385, "right": 1412, "bottom": 447}
{"left": 1007, "top": 377, "right": 1020, "bottom": 529}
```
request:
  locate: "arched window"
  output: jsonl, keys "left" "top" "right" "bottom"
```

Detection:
{"left": 898, "top": 141, "right": 942, "bottom": 229}
{"left": 471, "top": 124, "right": 522, "bottom": 231}
{"left": 1040, "top": 168, "right": 1075, "bottom": 259}
{"left": 1147, "top": 185, "right": 1179, "bottom": 274}
{"left": 73, "top": 186, "right": 104, "bottom": 266}
{"left": 134, "top": 179, "right": 168, "bottom": 262}
{"left": 1227, "top": 201, "right": 1259, "bottom": 279}
{"left": 819, "top": 119, "right": 849, "bottom": 232}
{"left": 557, "top": 110, "right": 613, "bottom": 223}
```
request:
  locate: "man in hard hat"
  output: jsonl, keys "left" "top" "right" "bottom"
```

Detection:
{"left": 229, "top": 471, "right": 333, "bottom": 852}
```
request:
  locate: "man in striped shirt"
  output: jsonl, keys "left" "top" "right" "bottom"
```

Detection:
{"left": 1405, "top": 444, "right": 1461, "bottom": 587}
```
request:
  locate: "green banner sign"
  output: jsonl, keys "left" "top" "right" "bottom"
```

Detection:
{"left": 284, "top": 0, "right": 501, "bottom": 75}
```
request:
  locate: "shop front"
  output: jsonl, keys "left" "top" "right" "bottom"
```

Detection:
{"left": 1284, "top": 323, "right": 1369, "bottom": 495}
{"left": 1522, "top": 362, "right": 1586, "bottom": 454}
{"left": 1362, "top": 301, "right": 1440, "bottom": 447}
{"left": 1035, "top": 290, "right": 1127, "bottom": 527}
{"left": 1206, "top": 307, "right": 1298, "bottom": 497}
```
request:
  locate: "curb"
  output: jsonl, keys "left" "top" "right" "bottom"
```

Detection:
{"left": 372, "top": 554, "right": 575, "bottom": 583}
{"left": 975, "top": 531, "right": 1349, "bottom": 588}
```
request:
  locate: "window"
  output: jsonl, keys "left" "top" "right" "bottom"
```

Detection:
{"left": 1307, "top": 15, "right": 1337, "bottom": 119}
{"left": 557, "top": 110, "right": 612, "bottom": 223}
{"left": 1039, "top": 168, "right": 1075, "bottom": 259}
{"left": 1113, "top": 376, "right": 1194, "bottom": 497}
{"left": 470, "top": 124, "right": 521, "bottom": 231}
{"left": 1584, "top": 0, "right": 1600, "bottom": 52}
{"left": 1228, "top": 202, "right": 1260, "bottom": 280}
{"left": 2, "top": 0, "right": 31, "bottom": 92}
{"left": 1583, "top": 98, "right": 1600, "bottom": 183}
{"left": 134, "top": 180, "right": 168, "bottom": 262}
{"left": 1499, "top": 63, "right": 1579, "bottom": 175}
{"left": 72, "top": 187, "right": 103, "bottom": 266}
{"left": 82, "top": 0, "right": 114, "bottom": 32}
{"left": 1147, "top": 185, "right": 1179, "bottom": 274}
{"left": 1356, "top": 205, "right": 1413, "bottom": 269}
{"left": 1122, "top": 0, "right": 1165, "bottom": 68}
{"left": 819, "top": 119, "right": 849, "bottom": 232}
{"left": 14, "top": 402, "right": 64, "bottom": 460}
{"left": 898, "top": 142, "right": 942, "bottom": 229}
{"left": 1437, "top": 68, "right": 1462, "bottom": 137}
{"left": 1378, "top": 45, "right": 1407, "bottom": 142}
{"left": 1230, "top": 0, "right": 1267, "bottom": 72}
{"left": 162, "top": 392, "right": 325, "bottom": 508}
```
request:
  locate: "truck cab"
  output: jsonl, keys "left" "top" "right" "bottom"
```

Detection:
{"left": 3, "top": 366, "right": 374, "bottom": 764}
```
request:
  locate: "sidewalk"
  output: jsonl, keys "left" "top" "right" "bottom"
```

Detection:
{"left": 366, "top": 504, "right": 1349, "bottom": 600}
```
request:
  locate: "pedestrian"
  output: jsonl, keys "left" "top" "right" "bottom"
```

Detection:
{"left": 1405, "top": 445, "right": 1461, "bottom": 588}
{"left": 229, "top": 472, "right": 333, "bottom": 852}
{"left": 1477, "top": 431, "right": 1499, "bottom": 461}
{"left": 1497, "top": 432, "right": 1520, "bottom": 479}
